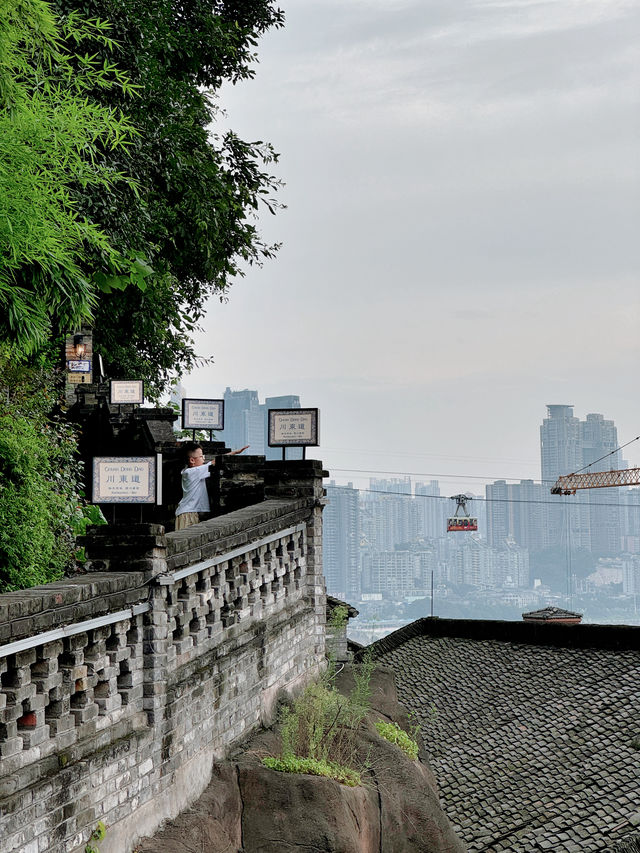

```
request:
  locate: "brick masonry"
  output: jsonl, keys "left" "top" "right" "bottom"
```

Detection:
{"left": 0, "top": 461, "right": 327, "bottom": 853}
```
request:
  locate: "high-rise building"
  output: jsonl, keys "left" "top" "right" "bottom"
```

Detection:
{"left": 415, "top": 481, "right": 447, "bottom": 539}
{"left": 361, "top": 550, "right": 422, "bottom": 599}
{"left": 486, "top": 479, "right": 545, "bottom": 551}
{"left": 580, "top": 413, "right": 622, "bottom": 555}
{"left": 217, "top": 388, "right": 305, "bottom": 457}
{"left": 364, "top": 478, "right": 416, "bottom": 550}
{"left": 324, "top": 481, "right": 360, "bottom": 601}
{"left": 540, "top": 405, "right": 623, "bottom": 555}
{"left": 621, "top": 489, "right": 640, "bottom": 554}
{"left": 168, "top": 381, "right": 187, "bottom": 431}
{"left": 485, "top": 480, "right": 512, "bottom": 548}
{"left": 540, "top": 405, "right": 582, "bottom": 484}
{"left": 219, "top": 388, "right": 265, "bottom": 453}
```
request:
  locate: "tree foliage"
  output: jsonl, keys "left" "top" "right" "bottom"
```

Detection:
{"left": 0, "top": 360, "right": 83, "bottom": 591}
{"left": 51, "top": 0, "right": 285, "bottom": 397}
{"left": 0, "top": 0, "right": 138, "bottom": 355}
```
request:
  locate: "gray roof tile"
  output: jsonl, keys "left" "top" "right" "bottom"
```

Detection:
{"left": 371, "top": 619, "right": 640, "bottom": 852}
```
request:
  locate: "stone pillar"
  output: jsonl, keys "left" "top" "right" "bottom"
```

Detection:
{"left": 263, "top": 460, "right": 328, "bottom": 660}
{"left": 217, "top": 454, "right": 266, "bottom": 514}
{"left": 80, "top": 523, "right": 167, "bottom": 576}
{"left": 63, "top": 326, "right": 93, "bottom": 406}
{"left": 262, "top": 459, "right": 326, "bottom": 502}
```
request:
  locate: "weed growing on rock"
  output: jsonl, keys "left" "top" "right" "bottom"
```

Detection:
{"left": 85, "top": 821, "right": 106, "bottom": 853}
{"left": 374, "top": 720, "right": 419, "bottom": 760}
{"left": 263, "top": 653, "right": 375, "bottom": 786}
{"left": 262, "top": 755, "right": 361, "bottom": 787}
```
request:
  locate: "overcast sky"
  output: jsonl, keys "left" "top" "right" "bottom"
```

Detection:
{"left": 187, "top": 0, "right": 640, "bottom": 494}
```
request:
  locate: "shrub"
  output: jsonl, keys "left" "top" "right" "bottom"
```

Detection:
{"left": 263, "top": 653, "right": 375, "bottom": 786}
{"left": 374, "top": 720, "right": 419, "bottom": 760}
{"left": 0, "top": 360, "right": 84, "bottom": 591}
{"left": 262, "top": 755, "right": 360, "bottom": 787}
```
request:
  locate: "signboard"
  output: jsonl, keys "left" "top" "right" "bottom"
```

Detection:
{"left": 92, "top": 456, "right": 160, "bottom": 504}
{"left": 268, "top": 408, "right": 319, "bottom": 447}
{"left": 67, "top": 360, "right": 91, "bottom": 373}
{"left": 110, "top": 380, "right": 144, "bottom": 405}
{"left": 182, "top": 398, "right": 224, "bottom": 430}
{"left": 67, "top": 372, "right": 91, "bottom": 385}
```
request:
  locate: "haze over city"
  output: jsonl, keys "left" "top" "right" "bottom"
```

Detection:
{"left": 184, "top": 0, "right": 640, "bottom": 496}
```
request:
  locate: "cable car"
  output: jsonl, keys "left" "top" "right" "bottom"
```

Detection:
{"left": 447, "top": 494, "right": 478, "bottom": 532}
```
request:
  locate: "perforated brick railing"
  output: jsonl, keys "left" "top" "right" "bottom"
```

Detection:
{"left": 0, "top": 460, "right": 327, "bottom": 853}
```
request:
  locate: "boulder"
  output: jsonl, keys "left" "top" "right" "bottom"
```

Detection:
{"left": 134, "top": 666, "right": 466, "bottom": 853}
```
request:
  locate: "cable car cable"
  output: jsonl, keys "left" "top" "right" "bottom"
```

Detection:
{"left": 357, "top": 487, "right": 636, "bottom": 509}
{"left": 567, "top": 435, "right": 640, "bottom": 477}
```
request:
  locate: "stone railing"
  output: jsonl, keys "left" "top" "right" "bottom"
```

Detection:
{"left": 0, "top": 461, "right": 327, "bottom": 853}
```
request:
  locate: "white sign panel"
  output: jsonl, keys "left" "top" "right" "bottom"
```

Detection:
{"left": 182, "top": 398, "right": 224, "bottom": 430}
{"left": 110, "top": 380, "right": 144, "bottom": 404}
{"left": 268, "top": 408, "right": 319, "bottom": 447}
{"left": 92, "top": 456, "right": 157, "bottom": 504}
{"left": 67, "top": 360, "right": 91, "bottom": 373}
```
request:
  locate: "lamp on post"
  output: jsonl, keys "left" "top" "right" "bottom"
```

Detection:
{"left": 73, "top": 334, "right": 86, "bottom": 358}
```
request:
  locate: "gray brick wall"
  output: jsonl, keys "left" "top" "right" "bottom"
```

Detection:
{"left": 0, "top": 465, "right": 327, "bottom": 853}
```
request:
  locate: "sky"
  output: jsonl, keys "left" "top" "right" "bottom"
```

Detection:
{"left": 186, "top": 0, "right": 640, "bottom": 495}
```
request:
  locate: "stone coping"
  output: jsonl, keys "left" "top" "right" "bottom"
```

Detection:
{"left": 0, "top": 497, "right": 314, "bottom": 646}
{"left": 0, "top": 573, "right": 147, "bottom": 646}
{"left": 166, "top": 498, "right": 312, "bottom": 556}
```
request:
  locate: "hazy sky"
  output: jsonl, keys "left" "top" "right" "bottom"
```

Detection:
{"left": 187, "top": 0, "right": 640, "bottom": 494}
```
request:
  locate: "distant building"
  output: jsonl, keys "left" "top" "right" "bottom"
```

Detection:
{"left": 168, "top": 380, "right": 187, "bottom": 431}
{"left": 219, "top": 388, "right": 264, "bottom": 453}
{"left": 362, "top": 550, "right": 423, "bottom": 599}
{"left": 622, "top": 555, "right": 640, "bottom": 595}
{"left": 621, "top": 488, "right": 640, "bottom": 553}
{"left": 217, "top": 388, "right": 304, "bottom": 458}
{"left": 540, "top": 405, "right": 623, "bottom": 556}
{"left": 415, "top": 481, "right": 447, "bottom": 538}
{"left": 486, "top": 479, "right": 545, "bottom": 551}
{"left": 363, "top": 478, "right": 416, "bottom": 551}
{"left": 324, "top": 481, "right": 360, "bottom": 601}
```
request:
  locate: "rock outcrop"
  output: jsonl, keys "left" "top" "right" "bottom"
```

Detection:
{"left": 134, "top": 667, "right": 466, "bottom": 852}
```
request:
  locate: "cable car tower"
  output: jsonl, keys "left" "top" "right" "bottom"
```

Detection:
{"left": 447, "top": 494, "right": 478, "bottom": 532}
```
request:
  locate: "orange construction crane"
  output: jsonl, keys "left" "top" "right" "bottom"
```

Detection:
{"left": 551, "top": 468, "right": 640, "bottom": 495}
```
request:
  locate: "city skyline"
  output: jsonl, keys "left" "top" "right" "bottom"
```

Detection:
{"left": 321, "top": 401, "right": 639, "bottom": 627}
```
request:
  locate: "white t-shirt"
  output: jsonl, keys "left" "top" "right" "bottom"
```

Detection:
{"left": 175, "top": 464, "right": 211, "bottom": 516}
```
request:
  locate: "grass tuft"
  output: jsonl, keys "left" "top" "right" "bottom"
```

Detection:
{"left": 374, "top": 720, "right": 419, "bottom": 760}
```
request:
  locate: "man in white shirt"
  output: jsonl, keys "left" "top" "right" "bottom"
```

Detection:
{"left": 175, "top": 442, "right": 249, "bottom": 531}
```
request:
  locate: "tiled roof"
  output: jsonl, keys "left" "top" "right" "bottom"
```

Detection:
{"left": 369, "top": 619, "right": 640, "bottom": 852}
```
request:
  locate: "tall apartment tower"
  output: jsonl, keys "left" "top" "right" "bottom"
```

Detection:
{"left": 364, "top": 478, "right": 416, "bottom": 550}
{"left": 324, "top": 481, "right": 360, "bottom": 602}
{"left": 219, "top": 388, "right": 265, "bottom": 453}
{"left": 415, "top": 481, "right": 447, "bottom": 539}
{"left": 540, "top": 405, "right": 622, "bottom": 555}
{"left": 540, "top": 405, "right": 583, "bottom": 483}
{"left": 486, "top": 479, "right": 545, "bottom": 551}
{"left": 581, "top": 413, "right": 622, "bottom": 555}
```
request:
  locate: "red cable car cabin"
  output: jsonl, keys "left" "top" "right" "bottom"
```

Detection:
{"left": 447, "top": 516, "right": 478, "bottom": 532}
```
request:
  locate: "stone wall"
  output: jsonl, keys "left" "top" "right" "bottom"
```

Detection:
{"left": 0, "top": 461, "right": 327, "bottom": 853}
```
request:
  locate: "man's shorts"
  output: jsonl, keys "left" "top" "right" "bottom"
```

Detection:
{"left": 175, "top": 512, "right": 200, "bottom": 531}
